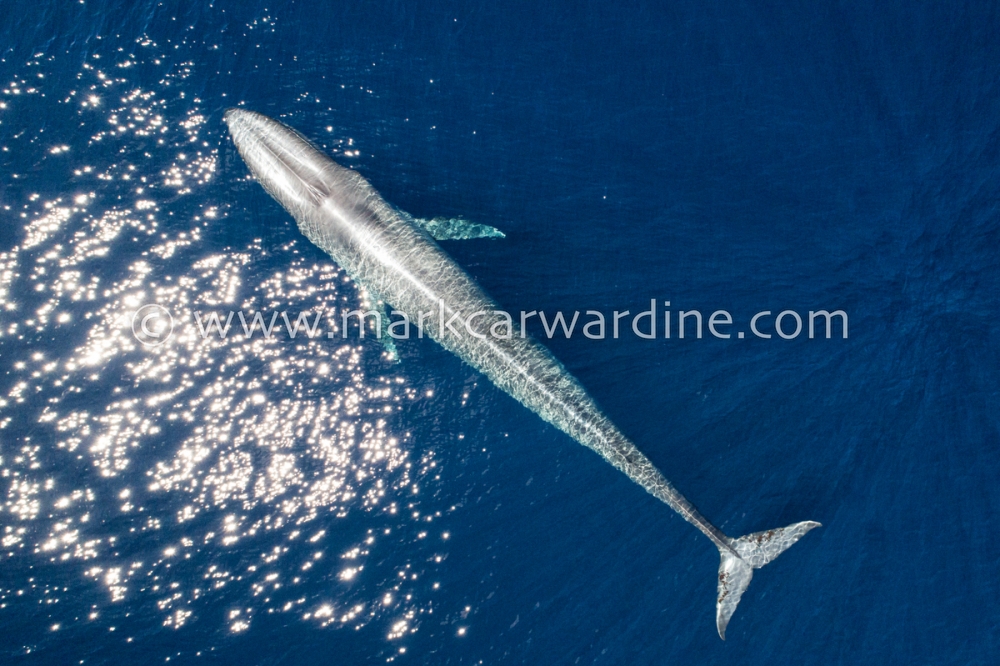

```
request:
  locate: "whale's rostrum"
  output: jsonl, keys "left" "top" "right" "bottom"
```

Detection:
{"left": 224, "top": 108, "right": 820, "bottom": 639}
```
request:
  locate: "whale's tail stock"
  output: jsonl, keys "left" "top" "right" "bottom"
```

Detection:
{"left": 715, "top": 520, "right": 821, "bottom": 639}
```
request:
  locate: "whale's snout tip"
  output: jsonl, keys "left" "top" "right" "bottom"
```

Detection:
{"left": 223, "top": 109, "right": 274, "bottom": 142}
{"left": 223, "top": 107, "right": 243, "bottom": 128}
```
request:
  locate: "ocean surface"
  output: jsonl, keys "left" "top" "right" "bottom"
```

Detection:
{"left": 1, "top": 1, "right": 998, "bottom": 663}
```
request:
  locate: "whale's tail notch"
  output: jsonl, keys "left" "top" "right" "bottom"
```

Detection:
{"left": 715, "top": 520, "right": 821, "bottom": 640}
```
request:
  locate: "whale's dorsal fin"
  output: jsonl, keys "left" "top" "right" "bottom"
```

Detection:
{"left": 401, "top": 211, "right": 505, "bottom": 240}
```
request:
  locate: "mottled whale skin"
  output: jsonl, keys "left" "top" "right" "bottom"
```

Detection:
{"left": 224, "top": 108, "right": 819, "bottom": 638}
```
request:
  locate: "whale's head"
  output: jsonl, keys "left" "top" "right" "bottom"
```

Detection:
{"left": 224, "top": 108, "right": 346, "bottom": 218}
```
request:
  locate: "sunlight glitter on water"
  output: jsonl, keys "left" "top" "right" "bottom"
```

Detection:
{"left": 0, "top": 37, "right": 458, "bottom": 648}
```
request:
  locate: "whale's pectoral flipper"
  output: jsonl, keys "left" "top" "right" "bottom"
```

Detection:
{"left": 402, "top": 212, "right": 505, "bottom": 240}
{"left": 376, "top": 300, "right": 400, "bottom": 363}
{"left": 715, "top": 520, "right": 821, "bottom": 639}
{"left": 356, "top": 287, "right": 400, "bottom": 363}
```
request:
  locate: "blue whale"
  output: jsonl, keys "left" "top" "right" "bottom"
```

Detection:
{"left": 225, "top": 108, "right": 819, "bottom": 638}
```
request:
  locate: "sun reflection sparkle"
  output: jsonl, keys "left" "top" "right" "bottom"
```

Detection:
{"left": 0, "top": 36, "right": 463, "bottom": 652}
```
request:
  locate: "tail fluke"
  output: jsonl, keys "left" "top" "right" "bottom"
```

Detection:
{"left": 715, "top": 520, "right": 821, "bottom": 639}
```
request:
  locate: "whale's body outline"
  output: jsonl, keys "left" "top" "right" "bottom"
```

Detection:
{"left": 224, "top": 108, "right": 819, "bottom": 638}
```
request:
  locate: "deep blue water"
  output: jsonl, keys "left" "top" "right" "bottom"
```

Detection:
{"left": 1, "top": 1, "right": 999, "bottom": 663}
